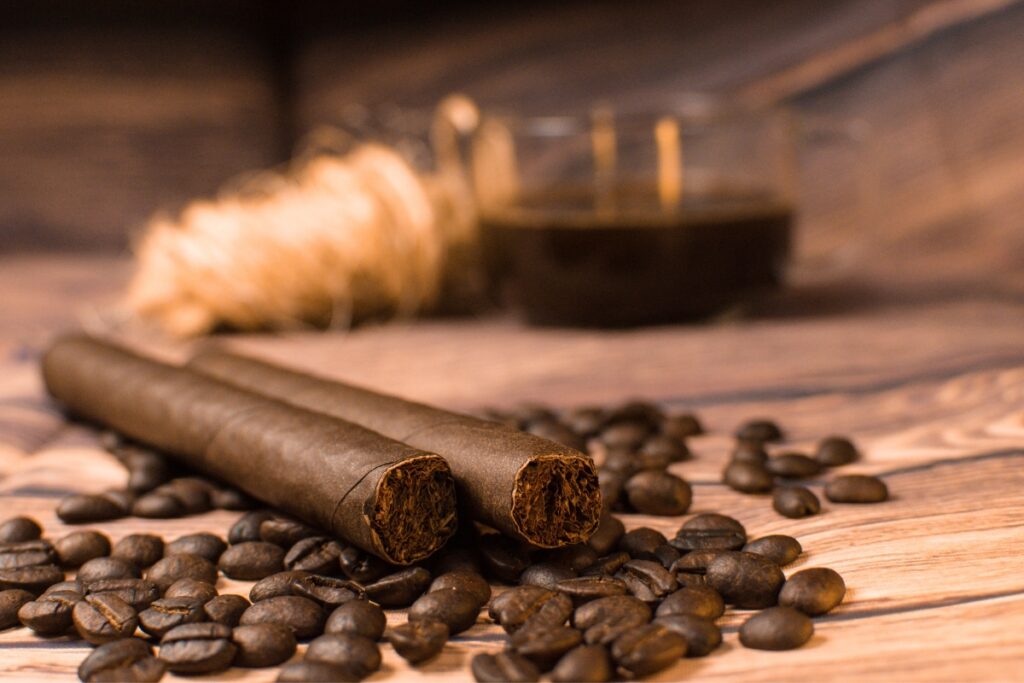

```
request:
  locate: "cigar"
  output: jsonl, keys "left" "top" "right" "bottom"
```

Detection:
{"left": 188, "top": 348, "right": 601, "bottom": 548}
{"left": 41, "top": 335, "right": 457, "bottom": 565}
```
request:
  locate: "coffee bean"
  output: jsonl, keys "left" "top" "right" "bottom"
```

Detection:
{"left": 211, "top": 487, "right": 256, "bottom": 511}
{"left": 654, "top": 614, "right": 722, "bottom": 657}
{"left": 166, "top": 533, "right": 226, "bottom": 564}
{"left": 489, "top": 586, "right": 573, "bottom": 634}
{"left": 581, "top": 552, "right": 630, "bottom": 577}
{"left": 145, "top": 553, "right": 217, "bottom": 591}
{"left": 138, "top": 597, "right": 206, "bottom": 639}
{"left": 744, "top": 535, "right": 803, "bottom": 566}
{"left": 306, "top": 633, "right": 381, "bottom": 679}
{"left": 616, "top": 560, "right": 677, "bottom": 603}
{"left": 471, "top": 651, "right": 541, "bottom": 682}
{"left": 511, "top": 624, "right": 583, "bottom": 670}
{"left": 572, "top": 595, "right": 651, "bottom": 646}
{"left": 77, "top": 637, "right": 165, "bottom": 683}
{"left": 597, "top": 469, "right": 626, "bottom": 513}
{"left": 624, "top": 470, "right": 692, "bottom": 515}
{"left": 527, "top": 419, "right": 586, "bottom": 451}
{"left": 78, "top": 557, "right": 140, "bottom": 583}
{"left": 429, "top": 571, "right": 491, "bottom": 608}
{"left": 218, "top": 542, "right": 284, "bottom": 580}
{"left": 773, "top": 486, "right": 821, "bottom": 518}
{"left": 57, "top": 493, "right": 127, "bottom": 523}
{"left": 766, "top": 452, "right": 821, "bottom": 479}
{"left": 779, "top": 567, "right": 846, "bottom": 615}
{"left": 654, "top": 544, "right": 681, "bottom": 570}
{"left": 508, "top": 403, "right": 557, "bottom": 428}
{"left": 0, "top": 564, "right": 64, "bottom": 594}
{"left": 669, "top": 549, "right": 726, "bottom": 585}
{"left": 1, "top": 589, "right": 34, "bottom": 630}
{"left": 42, "top": 580, "right": 83, "bottom": 596}
{"left": 408, "top": 587, "right": 481, "bottom": 634}
{"left": 0, "top": 539, "right": 57, "bottom": 569}
{"left": 640, "top": 434, "right": 689, "bottom": 466}
{"left": 539, "top": 544, "right": 599, "bottom": 573}
{"left": 259, "top": 516, "right": 319, "bottom": 548}
{"left": 365, "top": 567, "right": 431, "bottom": 608}
{"left": 160, "top": 478, "right": 215, "bottom": 515}
{"left": 276, "top": 660, "right": 358, "bottom": 681}
{"left": 165, "top": 578, "right": 218, "bottom": 603}
{"left": 387, "top": 619, "right": 448, "bottom": 664}
{"left": 671, "top": 513, "right": 747, "bottom": 552}
{"left": 550, "top": 643, "right": 612, "bottom": 682}
{"left": 338, "top": 546, "right": 392, "bottom": 583}
{"left": 0, "top": 517, "right": 42, "bottom": 543}
{"left": 735, "top": 419, "right": 783, "bottom": 443}
{"left": 204, "top": 594, "right": 250, "bottom": 627}
{"left": 599, "top": 421, "right": 650, "bottom": 451}
{"left": 826, "top": 474, "right": 888, "bottom": 503}
{"left": 816, "top": 436, "right": 859, "bottom": 466}
{"left": 86, "top": 578, "right": 161, "bottom": 610}
{"left": 112, "top": 534, "right": 164, "bottom": 569}
{"left": 618, "top": 527, "right": 667, "bottom": 560}
{"left": 732, "top": 440, "right": 769, "bottom": 465}
{"left": 655, "top": 585, "right": 724, "bottom": 620}
{"left": 291, "top": 575, "right": 365, "bottom": 608}
{"left": 240, "top": 595, "right": 325, "bottom": 639}
{"left": 555, "top": 576, "right": 628, "bottom": 605}
{"left": 723, "top": 461, "right": 774, "bottom": 493}
{"left": 122, "top": 448, "right": 173, "bottom": 495}
{"left": 587, "top": 515, "right": 624, "bottom": 556}
{"left": 611, "top": 622, "right": 687, "bottom": 677}
{"left": 739, "top": 606, "right": 813, "bottom": 650}
{"left": 430, "top": 545, "right": 481, "bottom": 576}
{"left": 232, "top": 622, "right": 297, "bottom": 667}
{"left": 284, "top": 536, "right": 343, "bottom": 574}
{"left": 159, "top": 622, "right": 236, "bottom": 674}
{"left": 17, "top": 590, "right": 78, "bottom": 634}
{"left": 520, "top": 563, "right": 576, "bottom": 590}
{"left": 611, "top": 400, "right": 665, "bottom": 427}
{"left": 706, "top": 551, "right": 785, "bottom": 609}
{"left": 480, "top": 534, "right": 530, "bottom": 583}
{"left": 131, "top": 492, "right": 186, "bottom": 519}
{"left": 326, "top": 599, "right": 386, "bottom": 640}
{"left": 661, "top": 413, "right": 703, "bottom": 439}
{"left": 564, "top": 407, "right": 605, "bottom": 437}
{"left": 54, "top": 531, "right": 110, "bottom": 568}
{"left": 73, "top": 592, "right": 138, "bottom": 644}
{"left": 229, "top": 510, "right": 275, "bottom": 545}
{"left": 250, "top": 571, "right": 311, "bottom": 602}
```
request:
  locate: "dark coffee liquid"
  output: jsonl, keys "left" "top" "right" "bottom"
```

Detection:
{"left": 480, "top": 187, "right": 793, "bottom": 326}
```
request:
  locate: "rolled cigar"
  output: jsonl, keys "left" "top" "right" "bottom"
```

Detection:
{"left": 42, "top": 335, "right": 457, "bottom": 565}
{"left": 188, "top": 348, "right": 602, "bottom": 548}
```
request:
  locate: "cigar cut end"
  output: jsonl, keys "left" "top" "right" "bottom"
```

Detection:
{"left": 370, "top": 454, "right": 458, "bottom": 564}
{"left": 511, "top": 454, "right": 602, "bottom": 548}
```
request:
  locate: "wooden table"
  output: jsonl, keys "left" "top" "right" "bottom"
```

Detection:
{"left": 1, "top": 253, "right": 1023, "bottom": 681}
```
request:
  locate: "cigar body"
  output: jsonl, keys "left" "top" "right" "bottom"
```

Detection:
{"left": 42, "top": 335, "right": 457, "bottom": 565}
{"left": 189, "top": 348, "right": 601, "bottom": 548}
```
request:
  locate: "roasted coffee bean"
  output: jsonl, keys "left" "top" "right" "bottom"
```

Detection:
{"left": 284, "top": 537, "right": 343, "bottom": 574}
{"left": 145, "top": 553, "right": 217, "bottom": 591}
{"left": 616, "top": 560, "right": 677, "bottom": 603}
{"left": 669, "top": 550, "right": 725, "bottom": 586}
{"left": 1, "top": 588, "right": 34, "bottom": 629}
{"left": 744, "top": 535, "right": 803, "bottom": 566}
{"left": 306, "top": 633, "right": 381, "bottom": 679}
{"left": 527, "top": 419, "right": 586, "bottom": 451}
{"left": 599, "top": 448, "right": 637, "bottom": 477}
{"left": 218, "top": 542, "right": 284, "bottom": 580}
{"left": 131, "top": 492, "right": 186, "bottom": 519}
{"left": 564, "top": 407, "right": 605, "bottom": 437}
{"left": 489, "top": 586, "right": 573, "bottom": 634}
{"left": 480, "top": 534, "right": 530, "bottom": 583}
{"left": 706, "top": 551, "right": 785, "bottom": 609}
{"left": 587, "top": 515, "right": 625, "bottom": 556}
{"left": 735, "top": 419, "right": 783, "bottom": 443}
{"left": 639, "top": 434, "right": 689, "bottom": 466}
{"left": 766, "top": 452, "right": 821, "bottom": 479}
{"left": 229, "top": 510, "right": 275, "bottom": 545}
{"left": 0, "top": 539, "right": 57, "bottom": 569}
{"left": 609, "top": 400, "right": 664, "bottom": 427}
{"left": 160, "top": 478, "right": 215, "bottom": 515}
{"left": 611, "top": 622, "right": 687, "bottom": 677}
{"left": 572, "top": 595, "right": 651, "bottom": 646}
{"left": 654, "top": 544, "right": 682, "bottom": 570}
{"left": 511, "top": 624, "right": 583, "bottom": 670}
{"left": 166, "top": 578, "right": 218, "bottom": 603}
{"left": 815, "top": 436, "right": 859, "bottom": 467}
{"left": 54, "top": 531, "right": 110, "bottom": 568}
{"left": 624, "top": 470, "right": 692, "bottom": 515}
{"left": 654, "top": 614, "right": 722, "bottom": 657}
{"left": 520, "top": 563, "right": 576, "bottom": 590}
{"left": 723, "top": 461, "right": 774, "bottom": 493}
{"left": 661, "top": 413, "right": 703, "bottom": 439}
{"left": 240, "top": 595, "right": 325, "bottom": 639}
{"left": 259, "top": 516, "right": 318, "bottom": 548}
{"left": 139, "top": 597, "right": 206, "bottom": 639}
{"left": 17, "top": 590, "right": 78, "bottom": 634}
{"left": 732, "top": 440, "right": 769, "bottom": 465}
{"left": 551, "top": 644, "right": 612, "bottom": 683}
{"left": 582, "top": 552, "right": 630, "bottom": 577}
{"left": 555, "top": 576, "right": 628, "bottom": 605}
{"left": 250, "top": 570, "right": 311, "bottom": 602}
{"left": 125, "top": 455, "right": 172, "bottom": 496}
{"left": 471, "top": 651, "right": 541, "bottom": 682}
{"left": 387, "top": 619, "right": 448, "bottom": 664}
{"left": 337, "top": 546, "right": 391, "bottom": 583}
{"left": 673, "top": 513, "right": 747, "bottom": 553}
{"left": 0, "top": 517, "right": 42, "bottom": 543}
{"left": 232, "top": 622, "right": 297, "bottom": 667}
{"left": 779, "top": 567, "right": 846, "bottom": 615}
{"left": 73, "top": 592, "right": 138, "bottom": 644}
{"left": 599, "top": 421, "right": 650, "bottom": 451}
{"left": 365, "top": 567, "right": 431, "bottom": 608}
{"left": 211, "top": 487, "right": 255, "bottom": 511}
{"left": 276, "top": 660, "right": 357, "bottom": 681}
{"left": 825, "top": 474, "right": 888, "bottom": 503}
{"left": 326, "top": 599, "right": 386, "bottom": 640}
{"left": 0, "top": 564, "right": 64, "bottom": 594}
{"left": 655, "top": 585, "right": 725, "bottom": 620}
{"left": 111, "top": 534, "right": 164, "bottom": 569}
{"left": 86, "top": 578, "right": 161, "bottom": 610}
{"left": 429, "top": 571, "right": 491, "bottom": 607}
{"left": 618, "top": 527, "right": 667, "bottom": 560}
{"left": 408, "top": 587, "right": 481, "bottom": 634}
{"left": 78, "top": 637, "right": 165, "bottom": 683}
{"left": 159, "top": 622, "right": 236, "bottom": 674}
{"left": 42, "top": 580, "right": 83, "bottom": 596}
{"left": 291, "top": 575, "right": 364, "bottom": 608}
{"left": 78, "top": 556, "right": 139, "bottom": 583}
{"left": 540, "top": 544, "right": 599, "bottom": 573}
{"left": 739, "top": 606, "right": 813, "bottom": 650}
{"left": 597, "top": 469, "right": 626, "bottom": 513}
{"left": 429, "top": 545, "right": 481, "bottom": 576}
{"left": 773, "top": 486, "right": 821, "bottom": 518}
{"left": 204, "top": 594, "right": 250, "bottom": 627}
{"left": 166, "top": 533, "right": 226, "bottom": 564}
{"left": 57, "top": 493, "right": 127, "bottom": 523}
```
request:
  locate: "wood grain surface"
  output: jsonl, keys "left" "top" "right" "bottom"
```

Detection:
{"left": 1, "top": 254, "right": 1023, "bottom": 681}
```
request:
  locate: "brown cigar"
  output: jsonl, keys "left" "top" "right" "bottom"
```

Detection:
{"left": 188, "top": 347, "right": 601, "bottom": 548}
{"left": 42, "top": 334, "right": 457, "bottom": 565}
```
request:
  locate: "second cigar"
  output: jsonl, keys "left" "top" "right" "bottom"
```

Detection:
{"left": 189, "top": 348, "right": 602, "bottom": 548}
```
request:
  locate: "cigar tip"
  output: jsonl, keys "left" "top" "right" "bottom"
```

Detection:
{"left": 511, "top": 453, "right": 602, "bottom": 549}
